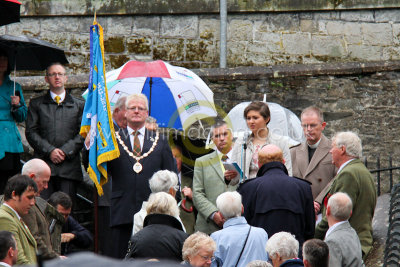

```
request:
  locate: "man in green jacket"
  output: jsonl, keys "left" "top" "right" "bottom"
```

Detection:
{"left": 315, "top": 131, "right": 376, "bottom": 259}
{"left": 0, "top": 175, "right": 38, "bottom": 265}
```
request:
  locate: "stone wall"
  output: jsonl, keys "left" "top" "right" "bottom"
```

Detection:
{"left": 2, "top": 8, "right": 400, "bottom": 73}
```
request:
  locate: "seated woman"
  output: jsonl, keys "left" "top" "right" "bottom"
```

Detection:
{"left": 128, "top": 192, "right": 188, "bottom": 262}
{"left": 265, "top": 232, "right": 303, "bottom": 267}
{"left": 231, "top": 101, "right": 292, "bottom": 180}
{"left": 182, "top": 232, "right": 216, "bottom": 267}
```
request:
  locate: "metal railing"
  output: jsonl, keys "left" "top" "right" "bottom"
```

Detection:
{"left": 365, "top": 156, "right": 400, "bottom": 196}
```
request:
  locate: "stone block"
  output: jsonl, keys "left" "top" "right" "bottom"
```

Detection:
{"left": 228, "top": 19, "right": 253, "bottom": 41}
{"left": 375, "top": 9, "right": 400, "bottom": 23}
{"left": 300, "top": 19, "right": 318, "bottom": 33}
{"left": 311, "top": 35, "right": 346, "bottom": 58}
{"left": 253, "top": 32, "right": 282, "bottom": 53}
{"left": 348, "top": 44, "right": 382, "bottom": 61}
{"left": 127, "top": 37, "right": 152, "bottom": 55}
{"left": 282, "top": 33, "right": 311, "bottom": 55}
{"left": 153, "top": 38, "right": 184, "bottom": 61}
{"left": 267, "top": 13, "right": 300, "bottom": 31}
{"left": 361, "top": 23, "right": 393, "bottom": 46}
{"left": 104, "top": 36, "right": 125, "bottom": 53}
{"left": 340, "top": 10, "right": 374, "bottom": 22}
{"left": 106, "top": 17, "right": 132, "bottom": 35}
{"left": 6, "top": 18, "right": 40, "bottom": 36}
{"left": 41, "top": 17, "right": 80, "bottom": 32}
{"left": 133, "top": 16, "right": 160, "bottom": 36}
{"left": 186, "top": 39, "right": 215, "bottom": 62}
{"left": 160, "top": 15, "right": 198, "bottom": 38}
{"left": 199, "top": 18, "right": 220, "bottom": 40}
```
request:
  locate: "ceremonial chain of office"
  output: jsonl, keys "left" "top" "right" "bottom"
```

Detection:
{"left": 115, "top": 131, "right": 160, "bottom": 173}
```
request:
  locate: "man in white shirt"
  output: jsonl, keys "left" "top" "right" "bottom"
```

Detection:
{"left": 0, "top": 231, "right": 17, "bottom": 267}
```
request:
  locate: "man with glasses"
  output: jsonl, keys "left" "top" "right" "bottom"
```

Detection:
{"left": 26, "top": 63, "right": 84, "bottom": 206}
{"left": 107, "top": 93, "right": 175, "bottom": 258}
{"left": 291, "top": 106, "right": 336, "bottom": 215}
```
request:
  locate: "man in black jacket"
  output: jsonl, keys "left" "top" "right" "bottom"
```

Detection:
{"left": 48, "top": 192, "right": 92, "bottom": 255}
{"left": 238, "top": 144, "right": 315, "bottom": 251}
{"left": 25, "top": 63, "right": 84, "bottom": 206}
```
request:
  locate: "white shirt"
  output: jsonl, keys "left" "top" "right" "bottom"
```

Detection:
{"left": 50, "top": 90, "right": 66, "bottom": 103}
{"left": 325, "top": 220, "right": 347, "bottom": 238}
{"left": 337, "top": 158, "right": 356, "bottom": 174}
{"left": 127, "top": 125, "right": 145, "bottom": 151}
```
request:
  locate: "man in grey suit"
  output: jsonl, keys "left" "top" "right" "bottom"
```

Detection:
{"left": 324, "top": 192, "right": 363, "bottom": 267}
{"left": 193, "top": 120, "right": 238, "bottom": 234}
{"left": 291, "top": 106, "right": 336, "bottom": 213}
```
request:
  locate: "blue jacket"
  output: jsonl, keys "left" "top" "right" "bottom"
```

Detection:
{"left": 0, "top": 75, "right": 27, "bottom": 159}
{"left": 211, "top": 216, "right": 269, "bottom": 267}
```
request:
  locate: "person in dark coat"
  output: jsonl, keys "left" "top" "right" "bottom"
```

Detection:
{"left": 128, "top": 192, "right": 188, "bottom": 262}
{"left": 238, "top": 144, "right": 315, "bottom": 251}
{"left": 265, "top": 232, "right": 304, "bottom": 267}
{"left": 48, "top": 191, "right": 92, "bottom": 255}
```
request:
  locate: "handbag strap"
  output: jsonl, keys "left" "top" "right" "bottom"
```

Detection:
{"left": 235, "top": 226, "right": 252, "bottom": 267}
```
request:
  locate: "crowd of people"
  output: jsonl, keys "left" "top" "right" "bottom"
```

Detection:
{"left": 0, "top": 49, "right": 377, "bottom": 267}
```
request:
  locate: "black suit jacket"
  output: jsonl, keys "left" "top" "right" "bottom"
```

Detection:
{"left": 237, "top": 162, "right": 315, "bottom": 249}
{"left": 108, "top": 128, "right": 175, "bottom": 227}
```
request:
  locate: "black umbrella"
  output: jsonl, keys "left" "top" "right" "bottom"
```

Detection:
{"left": 0, "top": 0, "right": 21, "bottom": 26}
{"left": 0, "top": 34, "right": 69, "bottom": 71}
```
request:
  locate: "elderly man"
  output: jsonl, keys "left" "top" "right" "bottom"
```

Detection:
{"left": 0, "top": 231, "right": 18, "bottom": 267}
{"left": 315, "top": 131, "right": 376, "bottom": 259}
{"left": 238, "top": 144, "right": 315, "bottom": 250}
{"left": 132, "top": 169, "right": 181, "bottom": 235}
{"left": 193, "top": 120, "right": 238, "bottom": 235}
{"left": 324, "top": 192, "right": 363, "bottom": 266}
{"left": 20, "top": 159, "right": 62, "bottom": 260}
{"left": 291, "top": 107, "right": 336, "bottom": 212}
{"left": 211, "top": 191, "right": 268, "bottom": 267}
{"left": 302, "top": 239, "right": 329, "bottom": 267}
{"left": 265, "top": 232, "right": 303, "bottom": 267}
{"left": 107, "top": 93, "right": 175, "bottom": 258}
{"left": 26, "top": 63, "right": 84, "bottom": 205}
{"left": 0, "top": 175, "right": 37, "bottom": 265}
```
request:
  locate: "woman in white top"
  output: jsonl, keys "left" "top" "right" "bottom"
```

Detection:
{"left": 231, "top": 101, "right": 292, "bottom": 180}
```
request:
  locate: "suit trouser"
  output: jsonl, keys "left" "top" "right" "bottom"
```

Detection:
{"left": 109, "top": 223, "right": 133, "bottom": 259}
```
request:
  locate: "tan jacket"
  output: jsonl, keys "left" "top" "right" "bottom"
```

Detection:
{"left": 290, "top": 135, "right": 337, "bottom": 203}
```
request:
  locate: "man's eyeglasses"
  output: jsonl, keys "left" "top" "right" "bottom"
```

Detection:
{"left": 127, "top": 106, "right": 147, "bottom": 112}
{"left": 47, "top": 73, "right": 66, "bottom": 77}
{"left": 301, "top": 123, "right": 320, "bottom": 130}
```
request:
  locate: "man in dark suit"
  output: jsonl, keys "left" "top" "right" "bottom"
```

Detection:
{"left": 324, "top": 192, "right": 363, "bottom": 267}
{"left": 238, "top": 144, "right": 315, "bottom": 250}
{"left": 291, "top": 106, "right": 336, "bottom": 212}
{"left": 108, "top": 93, "right": 175, "bottom": 258}
{"left": 315, "top": 131, "right": 376, "bottom": 259}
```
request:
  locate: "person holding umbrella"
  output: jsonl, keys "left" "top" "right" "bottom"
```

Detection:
{"left": 0, "top": 48, "right": 27, "bottom": 194}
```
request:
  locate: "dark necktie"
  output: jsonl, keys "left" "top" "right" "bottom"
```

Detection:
{"left": 132, "top": 131, "right": 141, "bottom": 156}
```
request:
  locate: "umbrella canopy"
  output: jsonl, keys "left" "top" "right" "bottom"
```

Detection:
{"left": 105, "top": 60, "right": 218, "bottom": 131}
{"left": 224, "top": 101, "right": 305, "bottom": 146}
{"left": 0, "top": 34, "right": 69, "bottom": 70}
{"left": 0, "top": 0, "right": 21, "bottom": 27}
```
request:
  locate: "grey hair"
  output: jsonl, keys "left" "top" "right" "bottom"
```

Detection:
{"left": 125, "top": 93, "right": 149, "bottom": 110}
{"left": 301, "top": 106, "right": 324, "bottom": 123}
{"left": 149, "top": 170, "right": 178, "bottom": 193}
{"left": 333, "top": 131, "right": 362, "bottom": 158}
{"left": 146, "top": 192, "right": 179, "bottom": 218}
{"left": 246, "top": 260, "right": 272, "bottom": 267}
{"left": 265, "top": 232, "right": 299, "bottom": 261}
{"left": 21, "top": 158, "right": 49, "bottom": 177}
{"left": 182, "top": 232, "right": 216, "bottom": 262}
{"left": 327, "top": 192, "right": 353, "bottom": 221}
{"left": 216, "top": 191, "right": 242, "bottom": 220}
{"left": 111, "top": 96, "right": 127, "bottom": 113}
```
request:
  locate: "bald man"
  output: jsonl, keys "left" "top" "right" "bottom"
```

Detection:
{"left": 238, "top": 144, "right": 315, "bottom": 251}
{"left": 21, "top": 159, "right": 64, "bottom": 260}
